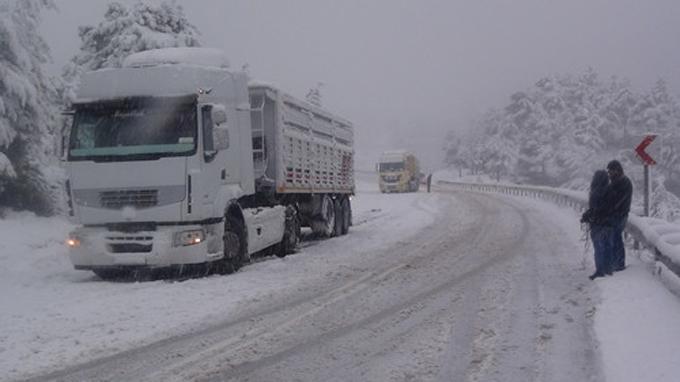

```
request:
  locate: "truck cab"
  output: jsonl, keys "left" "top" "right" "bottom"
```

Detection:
{"left": 65, "top": 48, "right": 283, "bottom": 278}
{"left": 377, "top": 151, "right": 420, "bottom": 193}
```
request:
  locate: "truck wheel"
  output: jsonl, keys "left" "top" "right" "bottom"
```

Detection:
{"left": 277, "top": 205, "right": 300, "bottom": 258}
{"left": 310, "top": 194, "right": 335, "bottom": 237}
{"left": 221, "top": 216, "right": 247, "bottom": 274}
{"left": 341, "top": 196, "right": 351, "bottom": 235}
{"left": 333, "top": 197, "right": 343, "bottom": 237}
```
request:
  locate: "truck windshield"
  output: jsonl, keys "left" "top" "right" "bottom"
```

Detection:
{"left": 379, "top": 162, "right": 405, "bottom": 172}
{"left": 69, "top": 99, "right": 197, "bottom": 161}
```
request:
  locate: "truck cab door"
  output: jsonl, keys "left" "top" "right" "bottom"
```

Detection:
{"left": 199, "top": 105, "right": 230, "bottom": 212}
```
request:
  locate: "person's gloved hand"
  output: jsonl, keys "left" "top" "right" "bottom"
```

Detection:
{"left": 580, "top": 209, "right": 592, "bottom": 224}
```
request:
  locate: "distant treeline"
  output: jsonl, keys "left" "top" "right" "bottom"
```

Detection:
{"left": 444, "top": 68, "right": 680, "bottom": 221}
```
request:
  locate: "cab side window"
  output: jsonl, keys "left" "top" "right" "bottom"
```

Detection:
{"left": 202, "top": 105, "right": 214, "bottom": 152}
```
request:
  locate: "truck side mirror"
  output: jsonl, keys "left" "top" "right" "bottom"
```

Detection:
{"left": 211, "top": 105, "right": 227, "bottom": 126}
{"left": 212, "top": 125, "right": 229, "bottom": 151}
{"left": 203, "top": 104, "right": 229, "bottom": 162}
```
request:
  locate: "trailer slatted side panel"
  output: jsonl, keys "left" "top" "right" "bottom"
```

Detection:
{"left": 281, "top": 92, "right": 353, "bottom": 194}
{"left": 248, "top": 85, "right": 354, "bottom": 194}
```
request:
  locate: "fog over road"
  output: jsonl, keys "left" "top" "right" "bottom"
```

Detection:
{"left": 27, "top": 185, "right": 600, "bottom": 382}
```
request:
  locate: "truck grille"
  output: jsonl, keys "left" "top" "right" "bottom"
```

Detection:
{"left": 106, "top": 235, "right": 153, "bottom": 253}
{"left": 99, "top": 189, "right": 158, "bottom": 209}
{"left": 108, "top": 243, "right": 153, "bottom": 253}
{"left": 382, "top": 174, "right": 401, "bottom": 183}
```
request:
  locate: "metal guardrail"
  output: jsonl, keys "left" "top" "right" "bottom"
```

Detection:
{"left": 437, "top": 180, "right": 680, "bottom": 279}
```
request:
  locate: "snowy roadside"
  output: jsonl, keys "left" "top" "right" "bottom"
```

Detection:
{"left": 0, "top": 179, "right": 442, "bottom": 381}
{"left": 555, "top": 204, "right": 680, "bottom": 382}
{"left": 5, "top": 173, "right": 680, "bottom": 382}
{"left": 433, "top": 171, "right": 680, "bottom": 382}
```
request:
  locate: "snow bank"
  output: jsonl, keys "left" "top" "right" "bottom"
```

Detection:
{"left": 595, "top": 257, "right": 680, "bottom": 382}
{"left": 0, "top": 211, "right": 74, "bottom": 285}
{"left": 628, "top": 215, "right": 680, "bottom": 292}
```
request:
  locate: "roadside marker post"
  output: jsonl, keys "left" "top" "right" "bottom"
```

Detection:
{"left": 634, "top": 134, "right": 659, "bottom": 217}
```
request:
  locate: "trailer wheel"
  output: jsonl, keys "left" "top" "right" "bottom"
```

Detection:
{"left": 310, "top": 194, "right": 335, "bottom": 238}
{"left": 221, "top": 216, "right": 247, "bottom": 274}
{"left": 341, "top": 196, "right": 351, "bottom": 235}
{"left": 277, "top": 205, "right": 300, "bottom": 258}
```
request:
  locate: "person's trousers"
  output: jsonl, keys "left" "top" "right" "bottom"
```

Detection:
{"left": 591, "top": 225, "right": 613, "bottom": 274}
{"left": 610, "top": 216, "right": 627, "bottom": 270}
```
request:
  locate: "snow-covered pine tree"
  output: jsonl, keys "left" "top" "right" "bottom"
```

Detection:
{"left": 442, "top": 67, "right": 680, "bottom": 218}
{"left": 599, "top": 76, "right": 635, "bottom": 148}
{"left": 0, "top": 0, "right": 61, "bottom": 216}
{"left": 643, "top": 80, "right": 680, "bottom": 193}
{"left": 651, "top": 174, "right": 680, "bottom": 222}
{"left": 61, "top": 0, "right": 202, "bottom": 103}
{"left": 631, "top": 80, "right": 680, "bottom": 213}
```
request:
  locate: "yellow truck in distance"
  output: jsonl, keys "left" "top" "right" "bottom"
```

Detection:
{"left": 377, "top": 151, "right": 420, "bottom": 193}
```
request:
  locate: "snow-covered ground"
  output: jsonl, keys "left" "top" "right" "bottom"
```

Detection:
{"left": 543, "top": 204, "right": 680, "bottom": 382}
{"left": 433, "top": 170, "right": 680, "bottom": 382}
{"left": 1, "top": 174, "right": 680, "bottom": 381}
{"left": 0, "top": 176, "right": 440, "bottom": 381}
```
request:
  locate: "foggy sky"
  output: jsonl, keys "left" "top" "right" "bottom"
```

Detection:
{"left": 42, "top": 0, "right": 680, "bottom": 171}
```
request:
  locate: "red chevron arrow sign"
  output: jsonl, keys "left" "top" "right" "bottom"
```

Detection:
{"left": 635, "top": 134, "right": 657, "bottom": 165}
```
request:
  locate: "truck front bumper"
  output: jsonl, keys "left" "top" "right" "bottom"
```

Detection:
{"left": 380, "top": 182, "right": 408, "bottom": 193}
{"left": 68, "top": 224, "right": 223, "bottom": 269}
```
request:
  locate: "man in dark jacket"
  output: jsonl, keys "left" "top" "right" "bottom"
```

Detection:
{"left": 606, "top": 160, "right": 633, "bottom": 271}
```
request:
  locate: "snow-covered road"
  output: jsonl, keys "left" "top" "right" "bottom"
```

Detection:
{"left": 183, "top": 189, "right": 600, "bottom": 382}
{"left": 3, "top": 178, "right": 680, "bottom": 381}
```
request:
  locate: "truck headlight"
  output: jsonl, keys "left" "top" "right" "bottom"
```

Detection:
{"left": 173, "top": 229, "right": 205, "bottom": 247}
{"left": 66, "top": 236, "right": 81, "bottom": 248}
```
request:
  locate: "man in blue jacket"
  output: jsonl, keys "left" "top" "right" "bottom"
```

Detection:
{"left": 606, "top": 160, "right": 633, "bottom": 272}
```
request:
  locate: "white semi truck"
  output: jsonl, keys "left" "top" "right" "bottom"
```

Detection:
{"left": 64, "top": 48, "right": 354, "bottom": 279}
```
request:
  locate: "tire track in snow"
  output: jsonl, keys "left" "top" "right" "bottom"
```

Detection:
{"left": 24, "top": 193, "right": 446, "bottom": 382}
{"left": 192, "top": 191, "right": 532, "bottom": 381}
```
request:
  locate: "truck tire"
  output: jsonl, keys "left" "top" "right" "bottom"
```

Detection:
{"left": 333, "top": 197, "right": 343, "bottom": 237}
{"left": 310, "top": 194, "right": 335, "bottom": 238}
{"left": 277, "top": 205, "right": 300, "bottom": 258}
{"left": 340, "top": 196, "right": 351, "bottom": 235}
{"left": 221, "top": 216, "right": 247, "bottom": 274}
